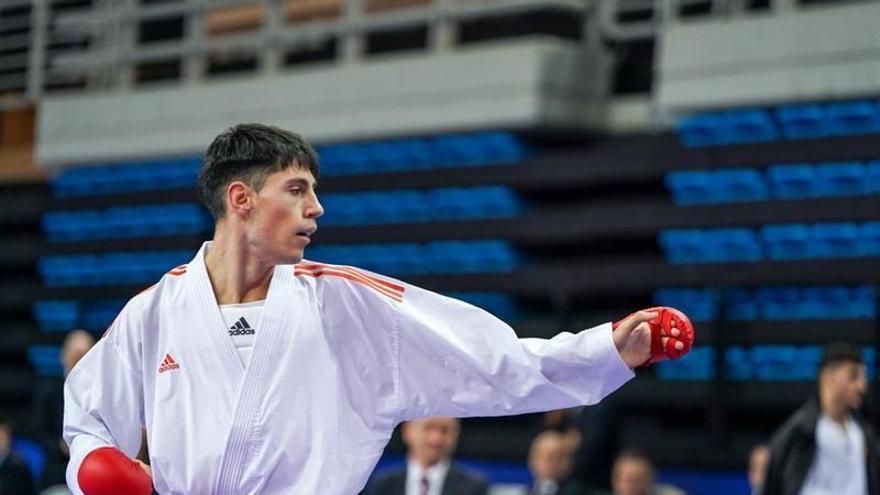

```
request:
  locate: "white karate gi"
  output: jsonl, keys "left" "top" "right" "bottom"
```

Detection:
{"left": 64, "top": 242, "right": 634, "bottom": 495}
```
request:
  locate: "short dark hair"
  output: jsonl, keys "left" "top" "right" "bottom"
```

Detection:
{"left": 819, "top": 341, "right": 863, "bottom": 371}
{"left": 197, "top": 123, "right": 320, "bottom": 220}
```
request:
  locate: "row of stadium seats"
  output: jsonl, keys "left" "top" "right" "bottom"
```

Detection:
{"left": 307, "top": 240, "right": 520, "bottom": 275}
{"left": 317, "top": 132, "right": 528, "bottom": 176}
{"left": 654, "top": 286, "right": 875, "bottom": 322}
{"left": 665, "top": 160, "right": 880, "bottom": 205}
{"left": 657, "top": 346, "right": 875, "bottom": 381}
{"left": 38, "top": 250, "right": 194, "bottom": 287}
{"left": 659, "top": 222, "right": 880, "bottom": 263}
{"left": 52, "top": 158, "right": 201, "bottom": 197}
{"left": 42, "top": 186, "right": 522, "bottom": 241}
{"left": 677, "top": 99, "right": 880, "bottom": 147}
{"left": 42, "top": 203, "right": 211, "bottom": 242}
{"left": 37, "top": 241, "right": 519, "bottom": 286}
{"left": 32, "top": 300, "right": 125, "bottom": 332}
{"left": 50, "top": 132, "right": 530, "bottom": 197}
{"left": 319, "top": 186, "right": 523, "bottom": 226}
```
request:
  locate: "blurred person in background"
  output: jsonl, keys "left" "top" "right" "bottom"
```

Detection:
{"left": 611, "top": 450, "right": 685, "bottom": 495}
{"left": 0, "top": 409, "right": 35, "bottom": 495}
{"left": 363, "top": 417, "right": 488, "bottom": 495}
{"left": 748, "top": 443, "right": 769, "bottom": 495}
{"left": 31, "top": 330, "right": 94, "bottom": 493}
{"left": 763, "top": 342, "right": 879, "bottom": 495}
{"left": 542, "top": 410, "right": 582, "bottom": 458}
{"left": 527, "top": 430, "right": 579, "bottom": 495}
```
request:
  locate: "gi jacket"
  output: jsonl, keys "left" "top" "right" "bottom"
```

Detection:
{"left": 64, "top": 242, "right": 634, "bottom": 494}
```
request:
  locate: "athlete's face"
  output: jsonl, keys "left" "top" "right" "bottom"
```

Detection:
{"left": 247, "top": 166, "right": 323, "bottom": 265}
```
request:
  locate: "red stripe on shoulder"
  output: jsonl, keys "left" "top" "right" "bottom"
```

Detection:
{"left": 297, "top": 263, "right": 405, "bottom": 292}
{"left": 168, "top": 264, "right": 187, "bottom": 276}
{"left": 295, "top": 263, "right": 405, "bottom": 302}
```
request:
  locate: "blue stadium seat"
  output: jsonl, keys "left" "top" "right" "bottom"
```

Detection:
{"left": 308, "top": 241, "right": 518, "bottom": 275}
{"left": 481, "top": 132, "right": 528, "bottom": 164}
{"left": 83, "top": 300, "right": 125, "bottom": 330}
{"left": 725, "top": 346, "right": 752, "bottom": 380}
{"left": 723, "top": 109, "right": 778, "bottom": 144}
{"left": 707, "top": 228, "right": 762, "bottom": 262}
{"left": 713, "top": 168, "right": 769, "bottom": 203}
{"left": 751, "top": 346, "right": 820, "bottom": 380}
{"left": 803, "top": 286, "right": 873, "bottom": 319}
{"left": 653, "top": 289, "right": 716, "bottom": 321}
{"left": 724, "top": 289, "right": 759, "bottom": 321}
{"left": 52, "top": 158, "right": 202, "bottom": 197}
{"left": 658, "top": 230, "right": 712, "bottom": 263}
{"left": 824, "top": 100, "right": 880, "bottom": 136}
{"left": 861, "top": 222, "right": 880, "bottom": 256}
{"left": 43, "top": 203, "right": 211, "bottom": 242}
{"left": 27, "top": 345, "right": 62, "bottom": 376}
{"left": 775, "top": 104, "right": 828, "bottom": 139}
{"left": 757, "top": 287, "right": 811, "bottom": 320}
{"left": 814, "top": 161, "right": 868, "bottom": 197}
{"left": 32, "top": 300, "right": 80, "bottom": 331}
{"left": 677, "top": 114, "right": 728, "bottom": 147}
{"left": 664, "top": 171, "right": 715, "bottom": 205}
{"left": 761, "top": 224, "right": 813, "bottom": 260}
{"left": 39, "top": 251, "right": 192, "bottom": 287}
{"left": 767, "top": 163, "right": 816, "bottom": 199}
{"left": 810, "top": 223, "right": 861, "bottom": 258}
{"left": 866, "top": 160, "right": 880, "bottom": 194}
{"left": 433, "top": 134, "right": 492, "bottom": 167}
{"left": 657, "top": 346, "right": 714, "bottom": 380}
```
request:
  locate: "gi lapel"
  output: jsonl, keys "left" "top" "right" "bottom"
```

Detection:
{"left": 214, "top": 262, "right": 302, "bottom": 494}
{"left": 187, "top": 242, "right": 244, "bottom": 397}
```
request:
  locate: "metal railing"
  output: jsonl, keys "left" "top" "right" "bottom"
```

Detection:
{"left": 0, "top": 0, "right": 870, "bottom": 110}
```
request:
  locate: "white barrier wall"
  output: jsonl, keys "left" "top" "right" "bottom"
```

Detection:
{"left": 37, "top": 39, "right": 610, "bottom": 167}
{"left": 656, "top": 2, "right": 880, "bottom": 112}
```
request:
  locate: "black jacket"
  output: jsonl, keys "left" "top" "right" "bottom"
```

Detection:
{"left": 363, "top": 464, "right": 489, "bottom": 495}
{"left": 0, "top": 451, "right": 35, "bottom": 495}
{"left": 763, "top": 397, "right": 880, "bottom": 495}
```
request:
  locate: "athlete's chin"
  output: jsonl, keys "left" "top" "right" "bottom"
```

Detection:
{"left": 270, "top": 247, "right": 304, "bottom": 266}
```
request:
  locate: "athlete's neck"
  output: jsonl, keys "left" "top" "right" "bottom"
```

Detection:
{"left": 205, "top": 231, "right": 273, "bottom": 305}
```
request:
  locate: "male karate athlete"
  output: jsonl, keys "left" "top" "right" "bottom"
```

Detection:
{"left": 64, "top": 124, "right": 695, "bottom": 495}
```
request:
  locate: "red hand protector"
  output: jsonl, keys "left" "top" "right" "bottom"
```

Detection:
{"left": 613, "top": 306, "right": 695, "bottom": 366}
{"left": 77, "top": 447, "right": 152, "bottom": 495}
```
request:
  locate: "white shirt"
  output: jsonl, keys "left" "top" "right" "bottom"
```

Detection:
{"left": 800, "top": 413, "right": 867, "bottom": 495}
{"left": 219, "top": 300, "right": 264, "bottom": 367}
{"left": 63, "top": 241, "right": 635, "bottom": 495}
{"left": 405, "top": 459, "right": 451, "bottom": 495}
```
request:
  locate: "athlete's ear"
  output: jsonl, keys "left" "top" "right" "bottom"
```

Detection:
{"left": 227, "top": 181, "right": 253, "bottom": 216}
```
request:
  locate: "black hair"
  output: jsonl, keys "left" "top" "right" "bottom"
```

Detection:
{"left": 819, "top": 341, "right": 863, "bottom": 371}
{"left": 196, "top": 123, "right": 320, "bottom": 220}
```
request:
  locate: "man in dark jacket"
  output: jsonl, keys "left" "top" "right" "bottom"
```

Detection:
{"left": 363, "top": 417, "right": 488, "bottom": 495}
{"left": 763, "top": 342, "right": 879, "bottom": 495}
{"left": 0, "top": 410, "right": 35, "bottom": 495}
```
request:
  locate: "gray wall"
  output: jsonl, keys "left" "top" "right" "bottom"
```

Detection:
{"left": 657, "top": 2, "right": 880, "bottom": 112}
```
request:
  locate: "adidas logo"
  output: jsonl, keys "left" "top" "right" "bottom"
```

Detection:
{"left": 228, "top": 317, "right": 255, "bottom": 337}
{"left": 158, "top": 353, "right": 180, "bottom": 374}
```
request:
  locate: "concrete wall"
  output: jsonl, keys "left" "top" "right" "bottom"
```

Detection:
{"left": 656, "top": 2, "right": 880, "bottom": 112}
{"left": 37, "top": 39, "right": 610, "bottom": 167}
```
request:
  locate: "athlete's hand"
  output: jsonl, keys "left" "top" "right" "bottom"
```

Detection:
{"left": 612, "top": 310, "right": 657, "bottom": 368}
{"left": 612, "top": 307, "right": 694, "bottom": 368}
